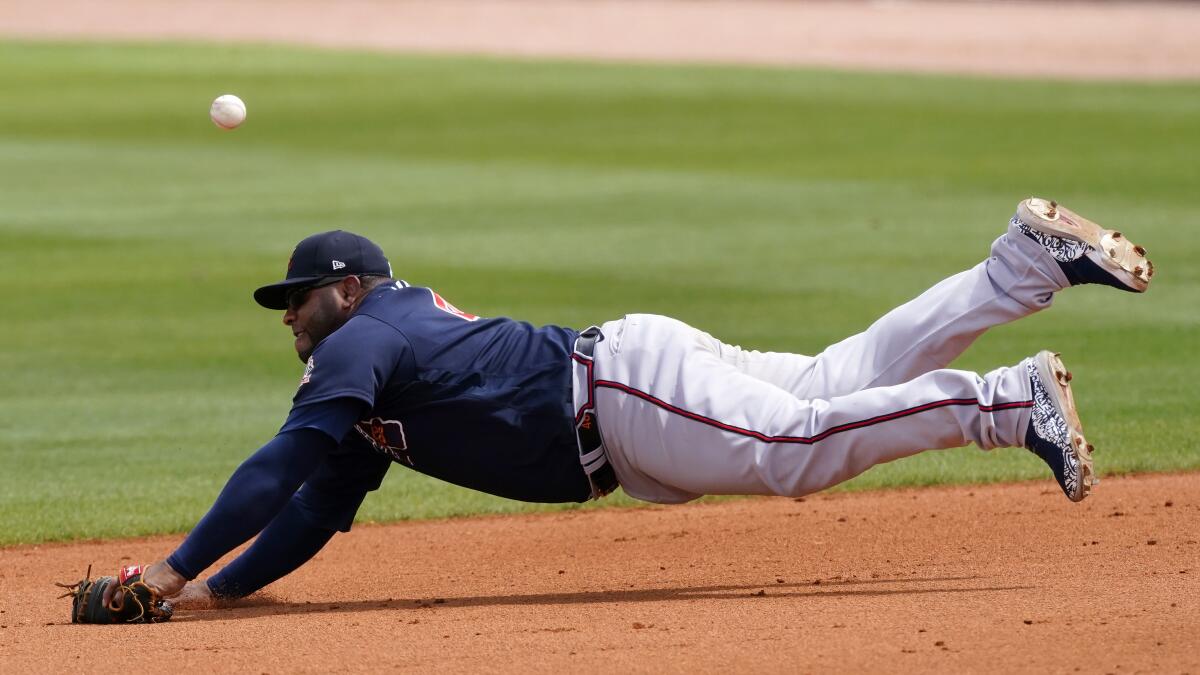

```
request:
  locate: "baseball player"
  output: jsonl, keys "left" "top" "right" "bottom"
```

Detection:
{"left": 106, "top": 198, "right": 1152, "bottom": 610}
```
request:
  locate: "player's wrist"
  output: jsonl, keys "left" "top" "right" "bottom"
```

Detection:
{"left": 145, "top": 560, "right": 187, "bottom": 596}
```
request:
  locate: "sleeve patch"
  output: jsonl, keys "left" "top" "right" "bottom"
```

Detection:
{"left": 352, "top": 417, "right": 412, "bottom": 465}
{"left": 429, "top": 289, "right": 479, "bottom": 321}
{"left": 299, "top": 356, "right": 315, "bottom": 385}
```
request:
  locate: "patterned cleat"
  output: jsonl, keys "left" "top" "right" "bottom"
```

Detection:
{"left": 1024, "top": 350, "right": 1097, "bottom": 502}
{"left": 1013, "top": 197, "right": 1154, "bottom": 293}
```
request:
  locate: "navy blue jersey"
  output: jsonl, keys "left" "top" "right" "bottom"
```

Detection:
{"left": 280, "top": 281, "right": 590, "bottom": 503}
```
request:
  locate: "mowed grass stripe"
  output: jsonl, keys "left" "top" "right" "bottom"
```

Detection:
{"left": 1, "top": 41, "right": 1197, "bottom": 545}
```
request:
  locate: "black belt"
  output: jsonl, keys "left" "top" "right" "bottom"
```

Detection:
{"left": 573, "top": 327, "right": 619, "bottom": 498}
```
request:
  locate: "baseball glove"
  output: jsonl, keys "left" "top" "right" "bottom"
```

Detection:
{"left": 55, "top": 564, "right": 174, "bottom": 624}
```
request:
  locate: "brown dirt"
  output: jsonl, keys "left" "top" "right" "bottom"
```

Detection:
{"left": 3, "top": 2, "right": 1198, "bottom": 671}
{"left": 3, "top": 473, "right": 1198, "bottom": 673}
{"left": 3, "top": 0, "right": 1200, "bottom": 80}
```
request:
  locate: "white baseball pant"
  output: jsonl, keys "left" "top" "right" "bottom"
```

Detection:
{"left": 580, "top": 219, "right": 1071, "bottom": 503}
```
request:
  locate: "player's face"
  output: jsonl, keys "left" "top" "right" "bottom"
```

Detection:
{"left": 282, "top": 280, "right": 350, "bottom": 363}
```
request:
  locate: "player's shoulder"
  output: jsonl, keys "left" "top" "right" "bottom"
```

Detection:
{"left": 312, "top": 290, "right": 413, "bottom": 359}
{"left": 358, "top": 281, "right": 486, "bottom": 327}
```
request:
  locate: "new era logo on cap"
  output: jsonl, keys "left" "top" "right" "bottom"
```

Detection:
{"left": 252, "top": 230, "right": 393, "bottom": 310}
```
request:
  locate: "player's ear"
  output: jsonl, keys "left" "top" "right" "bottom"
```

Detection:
{"left": 337, "top": 275, "right": 364, "bottom": 308}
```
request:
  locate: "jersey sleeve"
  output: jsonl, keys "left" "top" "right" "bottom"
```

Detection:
{"left": 290, "top": 315, "right": 413, "bottom": 410}
{"left": 279, "top": 397, "right": 367, "bottom": 442}
{"left": 294, "top": 449, "right": 393, "bottom": 532}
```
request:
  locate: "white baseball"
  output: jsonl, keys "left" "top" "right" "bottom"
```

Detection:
{"left": 210, "top": 94, "right": 247, "bottom": 130}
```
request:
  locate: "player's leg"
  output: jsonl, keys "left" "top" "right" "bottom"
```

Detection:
{"left": 723, "top": 198, "right": 1153, "bottom": 400}
{"left": 593, "top": 314, "right": 1093, "bottom": 504}
{"left": 726, "top": 213, "right": 1059, "bottom": 398}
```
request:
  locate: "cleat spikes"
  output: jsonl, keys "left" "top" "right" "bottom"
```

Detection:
{"left": 1025, "top": 351, "right": 1092, "bottom": 502}
{"left": 1015, "top": 198, "right": 1153, "bottom": 293}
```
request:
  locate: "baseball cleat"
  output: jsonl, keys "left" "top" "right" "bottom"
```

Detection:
{"left": 1024, "top": 350, "right": 1096, "bottom": 502}
{"left": 1013, "top": 197, "right": 1154, "bottom": 293}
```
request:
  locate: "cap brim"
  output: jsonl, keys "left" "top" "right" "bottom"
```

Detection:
{"left": 253, "top": 276, "right": 326, "bottom": 310}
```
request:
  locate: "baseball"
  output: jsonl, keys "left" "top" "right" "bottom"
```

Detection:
{"left": 210, "top": 94, "right": 246, "bottom": 130}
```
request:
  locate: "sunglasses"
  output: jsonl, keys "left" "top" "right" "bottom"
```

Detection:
{"left": 285, "top": 277, "right": 345, "bottom": 312}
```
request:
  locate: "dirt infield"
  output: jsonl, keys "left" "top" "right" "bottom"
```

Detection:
{"left": 2, "top": 473, "right": 1197, "bottom": 673}
{"left": 3, "top": 0, "right": 1200, "bottom": 80}
{"left": 3, "top": 2, "right": 1198, "bottom": 672}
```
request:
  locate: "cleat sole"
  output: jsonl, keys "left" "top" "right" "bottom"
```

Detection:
{"left": 1034, "top": 351, "right": 1097, "bottom": 502}
{"left": 1018, "top": 198, "right": 1154, "bottom": 292}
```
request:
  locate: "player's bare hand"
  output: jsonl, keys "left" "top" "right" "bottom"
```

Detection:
{"left": 167, "top": 580, "right": 215, "bottom": 608}
{"left": 142, "top": 560, "right": 187, "bottom": 597}
{"left": 98, "top": 560, "right": 184, "bottom": 607}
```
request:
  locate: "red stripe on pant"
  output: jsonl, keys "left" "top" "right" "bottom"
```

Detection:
{"left": 594, "top": 379, "right": 1032, "bottom": 445}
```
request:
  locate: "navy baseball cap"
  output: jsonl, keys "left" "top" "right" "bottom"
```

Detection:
{"left": 253, "top": 230, "right": 392, "bottom": 310}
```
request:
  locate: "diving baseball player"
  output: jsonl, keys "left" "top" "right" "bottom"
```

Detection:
{"left": 99, "top": 198, "right": 1152, "bottom": 612}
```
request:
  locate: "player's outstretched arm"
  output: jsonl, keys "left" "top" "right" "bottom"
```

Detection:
{"left": 115, "top": 397, "right": 369, "bottom": 608}
{"left": 157, "top": 427, "right": 338, "bottom": 590}
{"left": 202, "top": 496, "right": 337, "bottom": 599}
{"left": 161, "top": 393, "right": 372, "bottom": 587}
{"left": 102, "top": 427, "right": 338, "bottom": 606}
{"left": 203, "top": 450, "right": 392, "bottom": 599}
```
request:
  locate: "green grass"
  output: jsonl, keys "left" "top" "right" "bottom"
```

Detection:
{"left": 1, "top": 41, "right": 1197, "bottom": 546}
